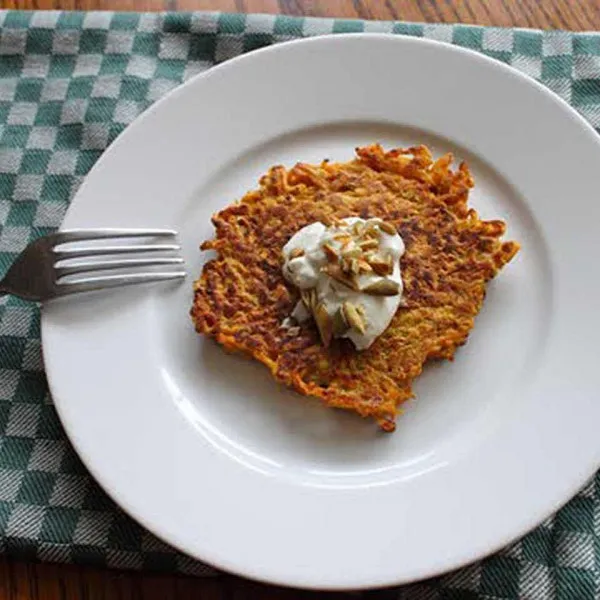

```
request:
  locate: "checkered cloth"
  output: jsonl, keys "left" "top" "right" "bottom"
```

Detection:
{"left": 0, "top": 11, "right": 599, "bottom": 598}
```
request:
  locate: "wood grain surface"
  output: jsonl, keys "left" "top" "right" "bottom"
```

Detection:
{"left": 0, "top": 559, "right": 367, "bottom": 599}
{"left": 1, "top": 0, "right": 599, "bottom": 598}
{"left": 2, "top": 0, "right": 600, "bottom": 30}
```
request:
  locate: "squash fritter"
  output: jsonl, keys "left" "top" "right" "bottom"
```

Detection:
{"left": 191, "top": 145, "right": 519, "bottom": 432}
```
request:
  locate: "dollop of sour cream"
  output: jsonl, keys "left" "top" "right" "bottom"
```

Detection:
{"left": 282, "top": 217, "right": 405, "bottom": 350}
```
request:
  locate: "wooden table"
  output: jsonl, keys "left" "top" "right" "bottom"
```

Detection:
{"left": 3, "top": 0, "right": 600, "bottom": 29}
{"left": 1, "top": 1, "right": 599, "bottom": 598}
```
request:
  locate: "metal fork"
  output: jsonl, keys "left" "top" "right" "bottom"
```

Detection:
{"left": 0, "top": 229, "right": 186, "bottom": 302}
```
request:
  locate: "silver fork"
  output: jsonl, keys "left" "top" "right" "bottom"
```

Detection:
{"left": 0, "top": 229, "right": 186, "bottom": 302}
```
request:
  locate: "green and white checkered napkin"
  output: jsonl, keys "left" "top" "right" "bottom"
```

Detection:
{"left": 0, "top": 11, "right": 599, "bottom": 598}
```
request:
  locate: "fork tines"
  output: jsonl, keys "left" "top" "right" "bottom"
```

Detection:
{"left": 53, "top": 229, "right": 185, "bottom": 295}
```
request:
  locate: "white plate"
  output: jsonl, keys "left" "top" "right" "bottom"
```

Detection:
{"left": 42, "top": 35, "right": 600, "bottom": 590}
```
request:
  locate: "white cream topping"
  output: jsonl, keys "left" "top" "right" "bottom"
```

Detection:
{"left": 282, "top": 217, "right": 405, "bottom": 350}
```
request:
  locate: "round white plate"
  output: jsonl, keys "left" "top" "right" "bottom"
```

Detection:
{"left": 42, "top": 35, "right": 600, "bottom": 590}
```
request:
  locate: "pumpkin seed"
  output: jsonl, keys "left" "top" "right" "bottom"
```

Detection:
{"left": 342, "top": 247, "right": 362, "bottom": 260}
{"left": 363, "top": 224, "right": 381, "bottom": 239}
{"left": 324, "top": 264, "right": 360, "bottom": 290}
{"left": 379, "top": 221, "right": 397, "bottom": 235}
{"left": 339, "top": 258, "right": 352, "bottom": 274}
{"left": 352, "top": 221, "right": 365, "bottom": 236}
{"left": 289, "top": 247, "right": 305, "bottom": 259}
{"left": 314, "top": 302, "right": 333, "bottom": 347}
{"left": 349, "top": 258, "right": 361, "bottom": 275}
{"left": 333, "top": 233, "right": 352, "bottom": 244}
{"left": 342, "top": 301, "right": 366, "bottom": 334}
{"left": 332, "top": 307, "right": 349, "bottom": 337}
{"left": 362, "top": 278, "right": 400, "bottom": 296}
{"left": 322, "top": 242, "right": 339, "bottom": 263}
{"left": 368, "top": 253, "right": 393, "bottom": 276}
{"left": 359, "top": 238, "right": 379, "bottom": 251}
{"left": 357, "top": 259, "right": 373, "bottom": 274}
{"left": 300, "top": 288, "right": 317, "bottom": 311}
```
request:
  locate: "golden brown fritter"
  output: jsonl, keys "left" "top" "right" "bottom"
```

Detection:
{"left": 191, "top": 145, "right": 519, "bottom": 431}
